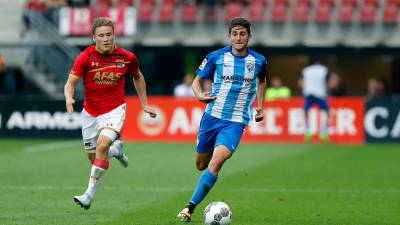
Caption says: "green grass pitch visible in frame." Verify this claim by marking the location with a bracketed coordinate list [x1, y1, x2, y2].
[0, 140, 399, 225]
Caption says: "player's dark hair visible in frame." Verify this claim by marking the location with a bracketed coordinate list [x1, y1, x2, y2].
[228, 17, 251, 35]
[92, 17, 115, 35]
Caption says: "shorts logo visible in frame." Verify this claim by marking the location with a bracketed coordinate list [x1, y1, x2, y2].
[246, 62, 254, 72]
[84, 142, 93, 148]
[199, 58, 207, 70]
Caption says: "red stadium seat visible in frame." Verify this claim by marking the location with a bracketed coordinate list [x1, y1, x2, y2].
[319, 0, 335, 6]
[163, 0, 177, 5]
[96, 0, 112, 6]
[297, 0, 312, 6]
[341, 0, 358, 6]
[140, 0, 156, 6]
[138, 2, 153, 22]
[248, 2, 266, 22]
[250, 0, 268, 6]
[383, 3, 398, 24]
[292, 3, 309, 23]
[224, 2, 243, 21]
[117, 0, 133, 6]
[387, 0, 400, 6]
[315, 3, 332, 24]
[158, 2, 175, 22]
[338, 3, 354, 24]
[274, 0, 289, 6]
[360, 3, 376, 24]
[363, 0, 378, 6]
[271, 3, 287, 23]
[180, 4, 198, 23]
[204, 7, 219, 23]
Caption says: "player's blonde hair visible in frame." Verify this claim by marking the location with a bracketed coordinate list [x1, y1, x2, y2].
[92, 17, 115, 35]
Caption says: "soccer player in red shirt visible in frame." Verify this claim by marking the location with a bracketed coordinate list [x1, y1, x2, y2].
[64, 17, 156, 210]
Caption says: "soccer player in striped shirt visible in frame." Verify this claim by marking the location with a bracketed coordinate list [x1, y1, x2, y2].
[64, 17, 156, 209]
[177, 17, 268, 222]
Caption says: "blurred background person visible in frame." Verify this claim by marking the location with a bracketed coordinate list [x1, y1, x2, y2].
[298, 56, 330, 142]
[328, 72, 347, 97]
[174, 73, 195, 97]
[265, 76, 291, 101]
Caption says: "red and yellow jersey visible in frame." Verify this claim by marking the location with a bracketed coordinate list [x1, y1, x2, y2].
[70, 45, 139, 117]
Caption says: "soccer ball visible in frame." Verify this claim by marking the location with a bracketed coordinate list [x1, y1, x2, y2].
[203, 201, 233, 225]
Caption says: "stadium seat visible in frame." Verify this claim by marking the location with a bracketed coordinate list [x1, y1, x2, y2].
[271, 3, 287, 23]
[163, 0, 177, 5]
[297, 0, 312, 6]
[274, 0, 289, 6]
[158, 2, 175, 22]
[387, 0, 400, 6]
[138, 2, 153, 22]
[250, 0, 268, 6]
[96, 0, 112, 6]
[140, 0, 156, 6]
[180, 4, 198, 23]
[315, 3, 332, 24]
[248, 2, 266, 22]
[117, 0, 133, 6]
[363, 0, 378, 6]
[341, 0, 358, 6]
[319, 0, 335, 6]
[360, 3, 376, 24]
[338, 3, 354, 24]
[292, 3, 309, 23]
[383, 3, 398, 24]
[224, 2, 243, 21]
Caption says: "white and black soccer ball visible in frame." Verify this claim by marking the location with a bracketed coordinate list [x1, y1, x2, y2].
[203, 201, 233, 225]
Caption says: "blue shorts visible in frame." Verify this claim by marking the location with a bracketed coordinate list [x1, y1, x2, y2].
[196, 113, 245, 154]
[304, 95, 329, 112]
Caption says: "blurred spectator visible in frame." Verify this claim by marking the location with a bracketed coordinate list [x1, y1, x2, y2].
[366, 77, 389, 100]
[265, 76, 291, 101]
[366, 77, 378, 100]
[0, 55, 22, 94]
[174, 73, 195, 97]
[328, 72, 347, 97]
[22, 0, 46, 31]
[44, 0, 67, 26]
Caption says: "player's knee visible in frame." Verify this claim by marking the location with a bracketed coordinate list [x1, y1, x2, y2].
[196, 161, 208, 171]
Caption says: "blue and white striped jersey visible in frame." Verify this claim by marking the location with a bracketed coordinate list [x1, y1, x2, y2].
[196, 46, 267, 125]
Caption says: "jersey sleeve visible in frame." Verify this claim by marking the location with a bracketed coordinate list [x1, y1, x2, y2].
[128, 53, 139, 77]
[70, 51, 88, 78]
[196, 53, 216, 79]
[257, 59, 267, 81]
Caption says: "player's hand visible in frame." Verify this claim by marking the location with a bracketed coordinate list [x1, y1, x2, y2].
[197, 91, 217, 103]
[144, 105, 157, 118]
[255, 108, 263, 122]
[66, 97, 75, 114]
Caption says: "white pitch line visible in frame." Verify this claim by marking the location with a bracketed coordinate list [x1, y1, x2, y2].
[1, 185, 399, 194]
[24, 140, 81, 153]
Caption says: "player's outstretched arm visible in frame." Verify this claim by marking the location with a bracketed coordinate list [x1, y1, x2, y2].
[64, 75, 80, 114]
[133, 70, 157, 118]
[192, 76, 216, 104]
[255, 73, 267, 122]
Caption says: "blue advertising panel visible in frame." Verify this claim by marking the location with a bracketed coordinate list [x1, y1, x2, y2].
[0, 99, 83, 138]
[365, 98, 400, 143]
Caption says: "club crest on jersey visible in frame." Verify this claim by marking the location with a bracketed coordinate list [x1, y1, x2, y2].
[117, 63, 125, 68]
[246, 62, 254, 72]
[199, 58, 207, 70]
[91, 61, 99, 67]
